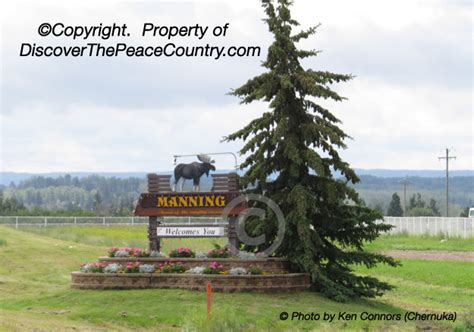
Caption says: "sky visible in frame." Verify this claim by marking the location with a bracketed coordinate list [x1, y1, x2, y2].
[0, 0, 472, 173]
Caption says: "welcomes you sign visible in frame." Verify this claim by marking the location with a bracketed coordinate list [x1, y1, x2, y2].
[157, 226, 226, 237]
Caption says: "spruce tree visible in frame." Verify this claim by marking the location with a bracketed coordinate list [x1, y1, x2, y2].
[225, 0, 399, 301]
[460, 206, 469, 217]
[428, 198, 440, 216]
[387, 193, 403, 216]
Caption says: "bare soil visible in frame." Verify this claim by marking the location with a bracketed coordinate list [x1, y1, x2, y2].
[384, 250, 474, 262]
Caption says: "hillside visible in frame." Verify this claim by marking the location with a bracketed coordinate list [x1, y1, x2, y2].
[0, 173, 472, 216]
[1, 169, 473, 186]
[354, 175, 474, 216]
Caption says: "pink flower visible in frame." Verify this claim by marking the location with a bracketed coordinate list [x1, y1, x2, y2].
[209, 261, 223, 270]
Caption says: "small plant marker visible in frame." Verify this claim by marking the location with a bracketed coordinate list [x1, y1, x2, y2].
[207, 283, 212, 320]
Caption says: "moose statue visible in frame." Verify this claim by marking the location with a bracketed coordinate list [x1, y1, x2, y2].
[172, 154, 216, 192]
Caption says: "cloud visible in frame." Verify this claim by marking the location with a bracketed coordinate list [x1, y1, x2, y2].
[0, 0, 472, 172]
[327, 78, 472, 169]
[0, 101, 265, 172]
[1, 0, 268, 112]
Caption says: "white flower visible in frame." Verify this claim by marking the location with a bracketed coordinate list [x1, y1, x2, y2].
[104, 263, 122, 273]
[139, 264, 156, 273]
[186, 266, 206, 274]
[230, 267, 247, 275]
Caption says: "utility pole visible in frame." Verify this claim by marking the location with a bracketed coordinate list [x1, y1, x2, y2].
[399, 176, 411, 216]
[438, 148, 456, 217]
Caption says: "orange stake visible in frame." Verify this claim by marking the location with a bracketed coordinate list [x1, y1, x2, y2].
[207, 283, 212, 320]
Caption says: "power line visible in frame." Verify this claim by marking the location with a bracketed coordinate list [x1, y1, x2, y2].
[438, 148, 456, 217]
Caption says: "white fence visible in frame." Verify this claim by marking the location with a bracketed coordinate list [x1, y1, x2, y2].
[0, 216, 472, 238]
[383, 217, 473, 238]
[0, 216, 223, 228]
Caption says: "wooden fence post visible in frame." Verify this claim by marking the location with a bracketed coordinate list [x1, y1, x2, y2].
[147, 173, 160, 252]
[148, 217, 159, 251]
[228, 215, 239, 255]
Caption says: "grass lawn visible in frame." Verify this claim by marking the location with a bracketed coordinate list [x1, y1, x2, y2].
[15, 225, 227, 252]
[365, 234, 474, 252]
[0, 225, 473, 331]
[18, 226, 474, 253]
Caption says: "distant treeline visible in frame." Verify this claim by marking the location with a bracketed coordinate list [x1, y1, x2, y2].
[0, 174, 472, 217]
[1, 175, 146, 216]
[353, 175, 473, 216]
[354, 175, 473, 192]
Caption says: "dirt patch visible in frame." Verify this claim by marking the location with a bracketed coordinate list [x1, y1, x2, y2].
[384, 250, 474, 262]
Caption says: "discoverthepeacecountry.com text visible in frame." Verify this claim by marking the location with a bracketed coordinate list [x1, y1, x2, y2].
[19, 23, 261, 59]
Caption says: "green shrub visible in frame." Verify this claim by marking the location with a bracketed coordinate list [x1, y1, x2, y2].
[160, 263, 186, 273]
[169, 247, 195, 258]
[203, 262, 224, 274]
[248, 266, 263, 275]
[207, 247, 230, 258]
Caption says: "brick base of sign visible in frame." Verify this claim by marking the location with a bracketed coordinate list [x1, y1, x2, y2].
[98, 257, 289, 273]
[71, 272, 311, 292]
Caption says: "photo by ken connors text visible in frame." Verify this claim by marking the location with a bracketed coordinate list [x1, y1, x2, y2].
[281, 311, 457, 322]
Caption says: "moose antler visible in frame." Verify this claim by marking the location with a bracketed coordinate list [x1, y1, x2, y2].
[197, 154, 215, 163]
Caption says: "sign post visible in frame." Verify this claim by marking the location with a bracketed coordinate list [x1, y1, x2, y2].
[147, 174, 160, 251]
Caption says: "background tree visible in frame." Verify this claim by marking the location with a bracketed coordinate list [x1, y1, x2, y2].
[225, 0, 398, 301]
[93, 190, 102, 215]
[428, 198, 441, 216]
[408, 193, 425, 209]
[371, 203, 384, 215]
[406, 193, 441, 216]
[460, 206, 470, 217]
[408, 195, 416, 210]
[387, 193, 403, 216]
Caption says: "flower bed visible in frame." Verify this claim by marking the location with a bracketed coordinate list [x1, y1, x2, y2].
[80, 261, 157, 274]
[108, 247, 151, 258]
[71, 272, 311, 292]
[160, 263, 186, 274]
[207, 246, 230, 258]
[98, 257, 289, 273]
[169, 247, 195, 258]
[79, 261, 270, 276]
[203, 261, 224, 274]
[72, 247, 305, 291]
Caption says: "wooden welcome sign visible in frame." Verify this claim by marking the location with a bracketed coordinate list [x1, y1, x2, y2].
[133, 169, 246, 253]
[134, 192, 246, 216]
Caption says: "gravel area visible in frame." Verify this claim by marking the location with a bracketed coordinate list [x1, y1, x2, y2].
[384, 250, 474, 262]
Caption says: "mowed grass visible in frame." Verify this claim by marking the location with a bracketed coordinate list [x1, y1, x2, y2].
[365, 234, 474, 252]
[17, 225, 226, 253]
[19, 225, 474, 253]
[355, 260, 474, 290]
[0, 226, 472, 331]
